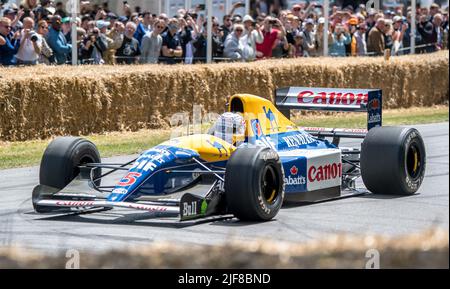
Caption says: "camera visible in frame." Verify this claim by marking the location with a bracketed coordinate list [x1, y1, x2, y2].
[30, 31, 39, 42]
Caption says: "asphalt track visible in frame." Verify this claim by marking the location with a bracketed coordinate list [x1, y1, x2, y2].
[0, 122, 448, 254]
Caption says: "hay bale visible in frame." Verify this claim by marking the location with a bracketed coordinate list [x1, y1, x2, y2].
[0, 51, 448, 141]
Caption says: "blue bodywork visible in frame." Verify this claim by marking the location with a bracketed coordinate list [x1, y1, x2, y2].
[107, 128, 336, 202]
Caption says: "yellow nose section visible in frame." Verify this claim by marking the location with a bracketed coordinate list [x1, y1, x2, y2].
[162, 134, 236, 162]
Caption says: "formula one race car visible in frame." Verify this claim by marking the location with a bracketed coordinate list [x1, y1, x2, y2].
[32, 87, 426, 221]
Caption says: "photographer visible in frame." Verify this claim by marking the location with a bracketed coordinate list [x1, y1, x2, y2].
[241, 15, 263, 61]
[15, 17, 41, 65]
[256, 16, 280, 59]
[329, 23, 351, 57]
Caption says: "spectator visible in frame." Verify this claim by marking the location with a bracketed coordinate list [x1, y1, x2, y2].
[330, 23, 351, 57]
[0, 17, 20, 66]
[392, 16, 407, 55]
[105, 21, 124, 65]
[384, 20, 394, 52]
[193, 19, 224, 63]
[315, 17, 333, 57]
[290, 30, 305, 57]
[140, 19, 165, 64]
[115, 21, 140, 64]
[160, 18, 183, 65]
[221, 14, 233, 42]
[15, 17, 41, 65]
[351, 23, 367, 56]
[134, 11, 153, 45]
[256, 16, 280, 59]
[36, 19, 53, 65]
[3, 8, 23, 32]
[224, 23, 245, 61]
[46, 15, 72, 64]
[367, 18, 385, 56]
[403, 11, 424, 54]
[177, 16, 194, 64]
[300, 18, 316, 56]
[241, 15, 263, 61]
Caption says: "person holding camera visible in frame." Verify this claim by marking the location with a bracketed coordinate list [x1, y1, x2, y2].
[241, 15, 263, 62]
[15, 17, 41, 65]
[329, 23, 351, 57]
[256, 16, 281, 59]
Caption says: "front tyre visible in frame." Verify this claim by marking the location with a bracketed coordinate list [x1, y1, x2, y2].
[225, 146, 284, 221]
[360, 127, 426, 195]
[39, 137, 101, 189]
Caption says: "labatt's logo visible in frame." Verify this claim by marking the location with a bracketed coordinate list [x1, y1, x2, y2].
[308, 162, 342, 183]
[297, 90, 368, 106]
[284, 165, 306, 185]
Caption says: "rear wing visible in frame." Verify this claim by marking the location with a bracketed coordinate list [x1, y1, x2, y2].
[275, 87, 382, 131]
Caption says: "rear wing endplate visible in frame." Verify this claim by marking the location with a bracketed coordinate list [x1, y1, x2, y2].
[275, 87, 382, 130]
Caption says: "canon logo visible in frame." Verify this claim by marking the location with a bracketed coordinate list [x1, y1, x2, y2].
[56, 201, 95, 207]
[308, 163, 342, 182]
[297, 91, 368, 106]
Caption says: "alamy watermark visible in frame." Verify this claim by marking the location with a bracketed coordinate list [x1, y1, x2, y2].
[365, 249, 380, 269]
[65, 249, 80, 269]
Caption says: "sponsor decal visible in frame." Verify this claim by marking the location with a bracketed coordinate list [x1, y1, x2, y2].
[284, 175, 307, 186]
[251, 119, 263, 137]
[284, 165, 307, 186]
[263, 106, 279, 131]
[369, 98, 380, 110]
[111, 188, 128, 195]
[308, 162, 342, 183]
[290, 165, 298, 175]
[117, 172, 142, 187]
[282, 133, 316, 148]
[297, 90, 368, 106]
[206, 139, 228, 157]
[56, 201, 95, 207]
[261, 150, 279, 161]
[367, 98, 382, 124]
[182, 201, 198, 217]
[257, 195, 271, 215]
[126, 203, 168, 212]
[306, 151, 342, 191]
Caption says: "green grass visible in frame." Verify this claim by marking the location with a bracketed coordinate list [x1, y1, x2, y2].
[0, 106, 447, 170]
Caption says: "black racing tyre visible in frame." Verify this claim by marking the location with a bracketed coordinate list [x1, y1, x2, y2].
[225, 146, 285, 221]
[360, 127, 426, 195]
[39, 137, 101, 189]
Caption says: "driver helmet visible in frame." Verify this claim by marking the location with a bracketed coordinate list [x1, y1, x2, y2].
[212, 112, 246, 145]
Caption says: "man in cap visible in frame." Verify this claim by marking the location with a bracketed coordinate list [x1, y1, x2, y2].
[3, 7, 22, 32]
[46, 15, 72, 64]
[300, 18, 316, 56]
[240, 14, 263, 61]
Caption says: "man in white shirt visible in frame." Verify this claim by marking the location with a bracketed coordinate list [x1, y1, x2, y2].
[15, 17, 41, 65]
[241, 15, 264, 62]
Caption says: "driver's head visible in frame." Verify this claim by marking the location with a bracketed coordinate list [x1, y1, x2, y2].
[213, 112, 246, 146]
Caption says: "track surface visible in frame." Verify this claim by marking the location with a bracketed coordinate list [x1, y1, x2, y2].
[0, 123, 448, 253]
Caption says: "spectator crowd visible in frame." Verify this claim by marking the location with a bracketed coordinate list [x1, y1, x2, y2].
[0, 0, 448, 66]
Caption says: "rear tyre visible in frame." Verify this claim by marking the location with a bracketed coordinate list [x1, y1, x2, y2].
[360, 127, 426, 195]
[225, 146, 284, 221]
[39, 137, 101, 190]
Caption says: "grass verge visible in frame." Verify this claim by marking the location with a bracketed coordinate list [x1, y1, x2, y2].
[0, 106, 447, 170]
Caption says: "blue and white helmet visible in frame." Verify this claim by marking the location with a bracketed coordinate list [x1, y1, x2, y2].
[212, 112, 246, 145]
